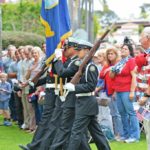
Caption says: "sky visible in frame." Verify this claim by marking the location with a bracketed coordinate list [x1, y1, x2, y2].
[94, 0, 150, 19]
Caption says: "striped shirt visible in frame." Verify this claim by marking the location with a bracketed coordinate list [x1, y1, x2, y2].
[136, 54, 150, 99]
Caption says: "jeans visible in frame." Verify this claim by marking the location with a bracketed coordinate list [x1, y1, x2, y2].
[116, 92, 140, 140]
[109, 97, 124, 137]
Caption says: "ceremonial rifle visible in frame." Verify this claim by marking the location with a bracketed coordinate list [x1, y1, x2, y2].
[70, 24, 115, 84]
[30, 59, 50, 85]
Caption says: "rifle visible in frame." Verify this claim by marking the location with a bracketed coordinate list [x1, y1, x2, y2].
[31, 64, 47, 84]
[30, 53, 56, 84]
[29, 54, 55, 85]
[70, 24, 115, 85]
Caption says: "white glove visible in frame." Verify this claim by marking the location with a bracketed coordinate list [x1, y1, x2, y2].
[28, 80, 34, 87]
[64, 83, 75, 92]
[54, 49, 63, 59]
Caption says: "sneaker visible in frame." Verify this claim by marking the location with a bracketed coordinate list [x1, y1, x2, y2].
[21, 123, 28, 130]
[4, 121, 12, 126]
[116, 136, 127, 142]
[125, 138, 139, 143]
[3, 121, 8, 126]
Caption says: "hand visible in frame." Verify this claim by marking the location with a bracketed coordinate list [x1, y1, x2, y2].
[112, 92, 116, 100]
[104, 67, 111, 75]
[138, 96, 148, 106]
[64, 83, 75, 92]
[129, 91, 134, 101]
[0, 88, 7, 92]
[28, 80, 34, 87]
[54, 49, 63, 59]
[19, 82, 28, 88]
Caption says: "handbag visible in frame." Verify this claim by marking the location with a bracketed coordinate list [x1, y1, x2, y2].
[96, 92, 111, 107]
[27, 93, 38, 103]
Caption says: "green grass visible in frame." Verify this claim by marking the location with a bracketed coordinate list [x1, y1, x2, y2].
[0, 117, 148, 150]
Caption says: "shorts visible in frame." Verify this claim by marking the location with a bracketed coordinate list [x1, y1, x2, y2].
[0, 101, 9, 110]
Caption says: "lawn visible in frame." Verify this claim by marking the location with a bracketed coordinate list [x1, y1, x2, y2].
[0, 118, 148, 150]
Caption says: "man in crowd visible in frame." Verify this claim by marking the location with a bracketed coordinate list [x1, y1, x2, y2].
[135, 27, 150, 150]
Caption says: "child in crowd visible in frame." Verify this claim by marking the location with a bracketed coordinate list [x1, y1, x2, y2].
[0, 73, 12, 126]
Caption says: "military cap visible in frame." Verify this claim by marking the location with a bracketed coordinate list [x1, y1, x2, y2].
[63, 37, 78, 49]
[77, 40, 93, 50]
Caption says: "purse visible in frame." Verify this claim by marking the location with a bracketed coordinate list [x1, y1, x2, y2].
[96, 92, 111, 107]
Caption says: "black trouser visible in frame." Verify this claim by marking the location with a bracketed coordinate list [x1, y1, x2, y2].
[9, 91, 17, 121]
[14, 92, 23, 127]
[67, 115, 111, 150]
[39, 96, 63, 150]
[27, 89, 56, 149]
[50, 107, 91, 150]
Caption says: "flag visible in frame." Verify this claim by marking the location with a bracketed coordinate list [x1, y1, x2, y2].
[40, 0, 72, 65]
[136, 107, 147, 122]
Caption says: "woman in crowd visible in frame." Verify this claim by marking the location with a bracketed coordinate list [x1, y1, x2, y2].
[110, 39, 140, 143]
[26, 47, 44, 127]
[100, 46, 124, 141]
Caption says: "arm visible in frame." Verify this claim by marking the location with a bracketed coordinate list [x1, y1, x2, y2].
[75, 64, 98, 93]
[129, 68, 137, 101]
[4, 82, 12, 94]
[54, 60, 79, 78]
[109, 70, 116, 78]
[25, 69, 31, 80]
[100, 65, 109, 79]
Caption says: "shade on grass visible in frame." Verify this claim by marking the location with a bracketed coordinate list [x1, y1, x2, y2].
[0, 117, 147, 150]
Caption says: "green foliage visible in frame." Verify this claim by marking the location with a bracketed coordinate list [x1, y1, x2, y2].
[2, 31, 45, 49]
[138, 25, 145, 34]
[140, 4, 150, 19]
[1, 1, 44, 36]
[93, 15, 101, 38]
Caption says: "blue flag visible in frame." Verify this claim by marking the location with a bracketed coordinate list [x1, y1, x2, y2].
[40, 0, 72, 64]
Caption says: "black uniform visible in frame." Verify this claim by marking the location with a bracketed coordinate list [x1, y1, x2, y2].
[66, 62, 111, 150]
[50, 56, 91, 150]
[38, 58, 74, 150]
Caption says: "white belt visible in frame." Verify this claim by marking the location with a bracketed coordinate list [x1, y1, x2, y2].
[46, 83, 56, 89]
[76, 92, 94, 97]
[46, 83, 62, 89]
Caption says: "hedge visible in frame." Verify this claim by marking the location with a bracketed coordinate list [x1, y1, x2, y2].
[2, 31, 45, 49]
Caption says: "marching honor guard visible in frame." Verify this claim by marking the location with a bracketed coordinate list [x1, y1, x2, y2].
[50, 38, 93, 150]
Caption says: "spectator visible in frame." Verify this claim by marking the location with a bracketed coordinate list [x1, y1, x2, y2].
[94, 50, 114, 140]
[100, 46, 124, 141]
[3, 45, 16, 73]
[20, 45, 36, 132]
[110, 39, 140, 143]
[26, 47, 43, 125]
[0, 73, 12, 126]
[134, 45, 144, 57]
[135, 27, 150, 150]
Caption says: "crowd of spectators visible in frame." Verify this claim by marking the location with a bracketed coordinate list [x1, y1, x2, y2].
[0, 44, 46, 133]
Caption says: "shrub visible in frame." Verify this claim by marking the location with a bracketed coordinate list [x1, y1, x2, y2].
[2, 31, 45, 49]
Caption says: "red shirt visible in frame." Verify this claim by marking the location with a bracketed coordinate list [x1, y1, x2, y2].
[113, 58, 136, 92]
[135, 54, 150, 97]
[100, 65, 115, 95]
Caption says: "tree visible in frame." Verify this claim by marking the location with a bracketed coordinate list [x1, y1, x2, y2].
[98, 0, 119, 27]
[140, 3, 150, 19]
[2, 1, 44, 35]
